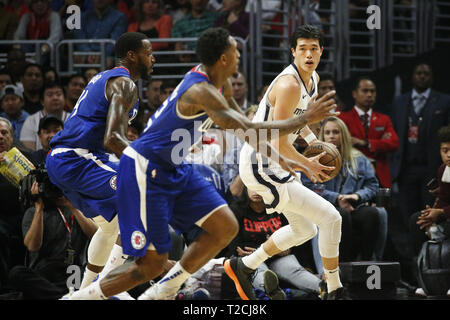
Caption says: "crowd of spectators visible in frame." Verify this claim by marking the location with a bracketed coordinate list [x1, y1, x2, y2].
[0, 0, 450, 300]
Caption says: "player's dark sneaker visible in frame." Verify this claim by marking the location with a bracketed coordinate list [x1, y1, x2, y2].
[322, 286, 351, 300]
[224, 257, 257, 300]
[318, 279, 327, 300]
[263, 270, 286, 300]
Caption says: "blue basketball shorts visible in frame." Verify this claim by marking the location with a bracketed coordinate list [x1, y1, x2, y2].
[46, 147, 119, 221]
[117, 147, 227, 257]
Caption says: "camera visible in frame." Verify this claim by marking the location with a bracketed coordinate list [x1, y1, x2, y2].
[19, 164, 63, 210]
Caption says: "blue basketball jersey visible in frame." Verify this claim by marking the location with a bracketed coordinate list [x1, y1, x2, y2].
[131, 65, 217, 167]
[50, 67, 139, 153]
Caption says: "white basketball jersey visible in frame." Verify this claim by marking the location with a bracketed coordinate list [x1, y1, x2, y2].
[239, 64, 318, 212]
[240, 64, 318, 175]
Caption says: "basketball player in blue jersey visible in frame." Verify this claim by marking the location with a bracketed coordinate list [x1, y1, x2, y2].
[66, 27, 338, 300]
[46, 32, 155, 292]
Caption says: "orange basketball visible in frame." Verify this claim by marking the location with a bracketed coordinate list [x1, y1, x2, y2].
[303, 141, 342, 182]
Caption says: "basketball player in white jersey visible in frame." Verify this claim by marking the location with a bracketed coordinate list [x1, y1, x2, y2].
[224, 25, 348, 300]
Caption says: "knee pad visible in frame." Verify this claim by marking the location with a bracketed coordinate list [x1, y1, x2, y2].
[272, 224, 317, 252]
[317, 209, 342, 258]
[87, 217, 119, 266]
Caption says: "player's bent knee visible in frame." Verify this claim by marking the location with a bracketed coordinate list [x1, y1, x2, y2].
[317, 209, 342, 258]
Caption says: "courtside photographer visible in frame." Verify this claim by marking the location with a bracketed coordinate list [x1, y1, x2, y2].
[7, 166, 97, 299]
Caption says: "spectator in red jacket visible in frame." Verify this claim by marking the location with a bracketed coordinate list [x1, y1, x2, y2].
[339, 77, 399, 188]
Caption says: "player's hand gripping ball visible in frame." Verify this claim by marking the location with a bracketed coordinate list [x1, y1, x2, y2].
[303, 141, 342, 182]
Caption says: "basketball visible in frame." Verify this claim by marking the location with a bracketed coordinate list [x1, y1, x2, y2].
[303, 141, 342, 182]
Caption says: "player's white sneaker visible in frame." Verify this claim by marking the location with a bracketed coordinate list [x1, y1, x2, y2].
[59, 287, 75, 300]
[109, 291, 135, 300]
[137, 283, 178, 300]
[415, 288, 426, 297]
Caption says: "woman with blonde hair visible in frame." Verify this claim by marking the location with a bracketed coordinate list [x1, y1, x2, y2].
[304, 116, 381, 261]
[127, 0, 173, 51]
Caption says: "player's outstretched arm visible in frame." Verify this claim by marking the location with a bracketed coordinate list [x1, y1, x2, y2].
[104, 76, 139, 157]
[186, 82, 337, 143]
[180, 83, 320, 179]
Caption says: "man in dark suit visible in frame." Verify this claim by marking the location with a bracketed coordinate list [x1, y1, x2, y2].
[339, 77, 399, 189]
[390, 64, 450, 226]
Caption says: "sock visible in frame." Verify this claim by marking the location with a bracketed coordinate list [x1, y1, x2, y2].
[242, 246, 270, 270]
[70, 280, 107, 300]
[98, 244, 128, 279]
[324, 267, 342, 293]
[158, 262, 192, 293]
[80, 268, 99, 289]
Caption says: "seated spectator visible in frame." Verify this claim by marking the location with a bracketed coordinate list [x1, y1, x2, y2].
[139, 79, 162, 123]
[42, 65, 59, 84]
[83, 67, 99, 84]
[3, 48, 27, 85]
[21, 63, 44, 115]
[20, 82, 70, 151]
[0, 118, 30, 295]
[0, 71, 13, 92]
[8, 179, 98, 300]
[30, 115, 63, 166]
[64, 74, 86, 112]
[73, 0, 127, 68]
[226, 186, 322, 299]
[409, 125, 450, 276]
[0, 84, 30, 141]
[213, 0, 249, 40]
[13, 0, 63, 63]
[168, 0, 191, 24]
[160, 79, 178, 103]
[302, 117, 380, 261]
[127, 0, 173, 51]
[230, 71, 250, 111]
[171, 0, 220, 51]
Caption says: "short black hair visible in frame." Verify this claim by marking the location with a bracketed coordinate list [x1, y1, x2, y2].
[438, 125, 450, 144]
[290, 24, 324, 49]
[115, 32, 149, 59]
[41, 82, 65, 100]
[23, 63, 43, 77]
[66, 74, 86, 85]
[353, 76, 375, 91]
[196, 28, 231, 66]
